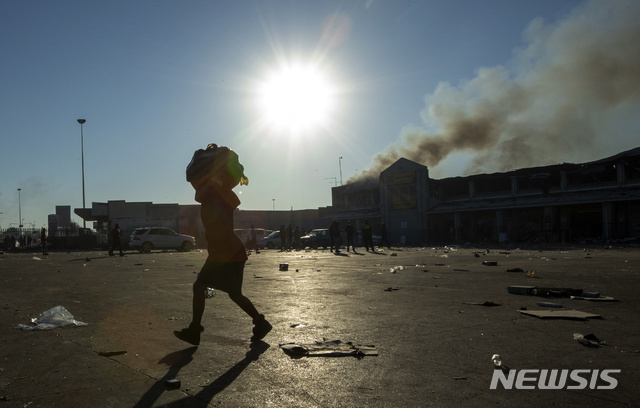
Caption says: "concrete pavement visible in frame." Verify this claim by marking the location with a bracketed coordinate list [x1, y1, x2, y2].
[0, 245, 639, 407]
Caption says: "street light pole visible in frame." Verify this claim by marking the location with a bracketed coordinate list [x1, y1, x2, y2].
[272, 199, 275, 211]
[17, 188, 22, 238]
[339, 157, 343, 186]
[77, 119, 87, 228]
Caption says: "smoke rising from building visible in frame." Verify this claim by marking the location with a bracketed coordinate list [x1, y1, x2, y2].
[348, 0, 640, 185]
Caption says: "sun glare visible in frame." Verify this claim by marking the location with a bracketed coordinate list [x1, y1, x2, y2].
[256, 64, 335, 135]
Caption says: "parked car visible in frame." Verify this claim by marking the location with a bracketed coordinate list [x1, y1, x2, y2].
[299, 228, 331, 249]
[235, 228, 271, 248]
[129, 227, 195, 252]
[260, 230, 282, 249]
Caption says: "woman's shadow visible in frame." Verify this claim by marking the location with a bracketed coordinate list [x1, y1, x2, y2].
[133, 341, 270, 408]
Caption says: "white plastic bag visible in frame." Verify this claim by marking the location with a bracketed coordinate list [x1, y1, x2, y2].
[15, 305, 88, 331]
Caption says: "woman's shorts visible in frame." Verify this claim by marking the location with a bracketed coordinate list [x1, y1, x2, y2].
[195, 260, 245, 295]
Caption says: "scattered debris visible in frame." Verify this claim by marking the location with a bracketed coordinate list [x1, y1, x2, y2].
[508, 285, 583, 297]
[464, 301, 501, 307]
[574, 333, 606, 347]
[518, 309, 601, 320]
[536, 302, 563, 308]
[384, 287, 400, 292]
[491, 354, 502, 368]
[290, 323, 306, 328]
[165, 379, 181, 389]
[32, 257, 42, 261]
[454, 268, 469, 272]
[482, 261, 498, 266]
[280, 339, 377, 358]
[571, 294, 616, 301]
[15, 306, 88, 330]
[507, 268, 524, 272]
[279, 263, 289, 271]
[526, 270, 536, 278]
[98, 350, 127, 357]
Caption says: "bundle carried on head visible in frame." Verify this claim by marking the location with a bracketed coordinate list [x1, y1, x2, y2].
[186, 143, 248, 186]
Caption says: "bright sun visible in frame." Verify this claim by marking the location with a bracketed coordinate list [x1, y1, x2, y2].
[255, 64, 335, 135]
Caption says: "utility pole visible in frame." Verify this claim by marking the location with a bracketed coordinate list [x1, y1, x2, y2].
[77, 119, 87, 228]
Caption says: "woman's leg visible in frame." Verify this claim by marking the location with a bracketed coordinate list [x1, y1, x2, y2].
[228, 291, 260, 319]
[191, 279, 207, 327]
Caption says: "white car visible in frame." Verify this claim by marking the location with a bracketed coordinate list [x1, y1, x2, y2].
[129, 227, 195, 252]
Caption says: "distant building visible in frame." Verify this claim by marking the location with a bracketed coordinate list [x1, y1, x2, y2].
[425, 147, 640, 244]
[72, 147, 640, 247]
[55, 206, 71, 228]
[74, 200, 324, 248]
[333, 147, 640, 245]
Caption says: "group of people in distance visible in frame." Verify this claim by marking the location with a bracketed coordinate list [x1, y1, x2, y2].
[329, 219, 389, 254]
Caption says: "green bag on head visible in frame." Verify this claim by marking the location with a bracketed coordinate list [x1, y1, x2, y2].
[186, 143, 248, 185]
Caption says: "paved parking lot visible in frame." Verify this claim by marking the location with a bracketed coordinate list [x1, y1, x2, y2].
[1, 245, 639, 407]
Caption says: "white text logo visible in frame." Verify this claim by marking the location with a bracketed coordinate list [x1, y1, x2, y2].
[490, 369, 620, 390]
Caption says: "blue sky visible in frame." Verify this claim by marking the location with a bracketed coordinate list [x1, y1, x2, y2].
[1, 0, 638, 230]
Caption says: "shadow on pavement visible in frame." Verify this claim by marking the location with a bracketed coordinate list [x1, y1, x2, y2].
[132, 346, 197, 408]
[134, 342, 270, 408]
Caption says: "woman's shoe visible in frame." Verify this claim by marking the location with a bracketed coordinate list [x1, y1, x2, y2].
[251, 315, 272, 342]
[174, 323, 204, 345]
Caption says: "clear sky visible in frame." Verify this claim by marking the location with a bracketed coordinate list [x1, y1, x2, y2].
[1, 0, 639, 230]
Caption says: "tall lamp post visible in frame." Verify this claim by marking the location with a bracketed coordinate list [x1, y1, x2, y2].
[77, 119, 87, 228]
[17, 188, 22, 237]
[339, 156, 343, 186]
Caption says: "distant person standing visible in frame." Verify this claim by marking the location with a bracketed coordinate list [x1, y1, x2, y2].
[345, 221, 357, 252]
[330, 220, 341, 253]
[109, 223, 124, 257]
[362, 220, 374, 252]
[40, 228, 48, 255]
[286, 224, 293, 250]
[279, 225, 286, 251]
[294, 226, 302, 250]
[249, 225, 260, 254]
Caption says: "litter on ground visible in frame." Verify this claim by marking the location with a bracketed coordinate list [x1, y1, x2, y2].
[574, 333, 606, 347]
[280, 339, 378, 358]
[518, 309, 601, 320]
[15, 305, 88, 330]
